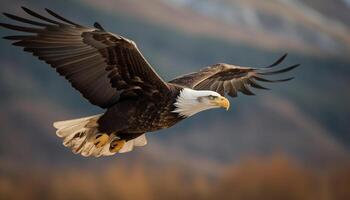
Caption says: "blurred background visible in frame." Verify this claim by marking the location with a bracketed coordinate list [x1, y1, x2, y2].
[0, 0, 349, 199]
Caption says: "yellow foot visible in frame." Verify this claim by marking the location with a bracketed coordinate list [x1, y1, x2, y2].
[110, 139, 126, 153]
[94, 134, 109, 148]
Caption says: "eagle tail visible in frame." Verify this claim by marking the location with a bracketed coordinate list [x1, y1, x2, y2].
[53, 114, 112, 157]
[53, 114, 147, 157]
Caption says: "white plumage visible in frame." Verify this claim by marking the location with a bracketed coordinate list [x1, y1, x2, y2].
[173, 88, 222, 117]
[53, 115, 147, 157]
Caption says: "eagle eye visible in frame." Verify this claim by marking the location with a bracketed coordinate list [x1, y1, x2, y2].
[208, 95, 216, 100]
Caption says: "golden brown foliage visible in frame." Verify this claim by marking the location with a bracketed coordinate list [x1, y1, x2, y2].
[0, 155, 349, 200]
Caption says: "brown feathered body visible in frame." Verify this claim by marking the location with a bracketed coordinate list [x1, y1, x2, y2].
[98, 84, 184, 140]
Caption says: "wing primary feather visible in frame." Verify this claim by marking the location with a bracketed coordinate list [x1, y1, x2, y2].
[209, 81, 219, 91]
[223, 81, 237, 97]
[3, 13, 51, 27]
[258, 64, 300, 75]
[229, 80, 238, 97]
[13, 40, 86, 48]
[216, 82, 225, 95]
[57, 60, 104, 75]
[254, 76, 294, 82]
[123, 50, 135, 75]
[227, 81, 237, 97]
[51, 53, 100, 67]
[94, 22, 105, 31]
[21, 7, 62, 25]
[24, 37, 82, 43]
[38, 48, 97, 61]
[239, 84, 255, 95]
[24, 45, 89, 53]
[3, 35, 33, 40]
[45, 8, 82, 27]
[15, 39, 82, 45]
[265, 53, 288, 68]
[0, 22, 42, 33]
[195, 79, 210, 90]
[37, 46, 94, 57]
[247, 79, 269, 90]
[2, 7, 170, 107]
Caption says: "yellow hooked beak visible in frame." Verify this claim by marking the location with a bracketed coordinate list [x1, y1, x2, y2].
[213, 96, 230, 110]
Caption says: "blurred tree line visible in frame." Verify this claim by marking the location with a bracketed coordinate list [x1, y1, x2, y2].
[1, 154, 349, 200]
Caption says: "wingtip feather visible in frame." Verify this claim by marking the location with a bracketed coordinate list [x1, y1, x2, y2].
[265, 53, 288, 68]
[94, 22, 105, 31]
[21, 6, 30, 12]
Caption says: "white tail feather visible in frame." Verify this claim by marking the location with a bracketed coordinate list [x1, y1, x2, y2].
[119, 134, 147, 153]
[134, 134, 147, 146]
[53, 114, 148, 157]
[53, 114, 101, 129]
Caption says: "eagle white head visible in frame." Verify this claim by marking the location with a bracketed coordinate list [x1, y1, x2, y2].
[173, 88, 230, 117]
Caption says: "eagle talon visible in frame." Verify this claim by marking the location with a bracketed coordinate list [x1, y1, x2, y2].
[94, 133, 109, 148]
[110, 139, 126, 153]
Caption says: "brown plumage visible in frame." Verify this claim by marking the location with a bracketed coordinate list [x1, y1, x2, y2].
[170, 54, 298, 97]
[1, 7, 299, 157]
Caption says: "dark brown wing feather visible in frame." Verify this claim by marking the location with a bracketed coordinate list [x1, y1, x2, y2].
[1, 7, 169, 108]
[169, 54, 299, 97]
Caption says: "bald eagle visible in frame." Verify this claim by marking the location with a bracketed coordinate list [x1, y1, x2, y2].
[1, 7, 299, 157]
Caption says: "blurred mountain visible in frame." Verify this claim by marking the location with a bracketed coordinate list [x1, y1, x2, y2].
[82, 0, 350, 59]
[302, 0, 350, 27]
[0, 0, 349, 176]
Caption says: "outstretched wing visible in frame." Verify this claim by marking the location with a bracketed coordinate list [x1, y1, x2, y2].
[169, 54, 299, 97]
[1, 7, 169, 108]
